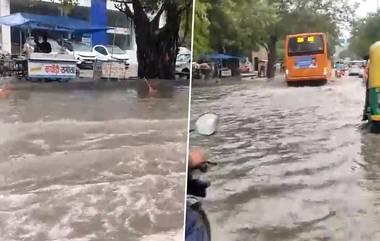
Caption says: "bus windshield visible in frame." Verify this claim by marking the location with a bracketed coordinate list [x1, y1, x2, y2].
[288, 35, 324, 56]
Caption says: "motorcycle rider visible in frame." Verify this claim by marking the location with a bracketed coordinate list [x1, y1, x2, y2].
[189, 148, 206, 169]
[186, 148, 210, 241]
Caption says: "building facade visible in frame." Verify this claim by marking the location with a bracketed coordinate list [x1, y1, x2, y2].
[251, 47, 268, 75]
[0, 0, 136, 54]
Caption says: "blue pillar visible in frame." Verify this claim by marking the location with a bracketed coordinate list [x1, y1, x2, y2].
[91, 0, 108, 46]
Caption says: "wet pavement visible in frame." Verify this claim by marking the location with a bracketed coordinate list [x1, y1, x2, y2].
[0, 83, 189, 241]
[190, 76, 380, 241]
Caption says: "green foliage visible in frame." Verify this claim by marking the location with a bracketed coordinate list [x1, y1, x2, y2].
[194, 0, 357, 59]
[179, 1, 193, 47]
[112, 0, 192, 46]
[266, 0, 357, 49]
[50, 0, 79, 15]
[339, 48, 358, 59]
[204, 0, 277, 56]
[113, 0, 191, 12]
[350, 13, 380, 58]
[276, 40, 284, 62]
[193, 0, 212, 60]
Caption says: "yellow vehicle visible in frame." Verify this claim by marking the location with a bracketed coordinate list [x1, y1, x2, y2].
[363, 41, 380, 127]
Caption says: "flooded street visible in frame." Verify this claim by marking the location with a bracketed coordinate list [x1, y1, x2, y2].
[190, 76, 380, 241]
[0, 84, 189, 241]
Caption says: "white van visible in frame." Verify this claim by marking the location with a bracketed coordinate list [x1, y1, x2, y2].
[176, 47, 191, 79]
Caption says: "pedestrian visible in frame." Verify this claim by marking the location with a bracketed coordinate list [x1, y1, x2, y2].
[39, 36, 52, 53]
[33, 36, 41, 53]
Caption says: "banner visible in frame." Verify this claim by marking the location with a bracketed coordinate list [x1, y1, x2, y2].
[221, 69, 232, 77]
[295, 57, 317, 69]
[28, 61, 77, 78]
[101, 62, 126, 79]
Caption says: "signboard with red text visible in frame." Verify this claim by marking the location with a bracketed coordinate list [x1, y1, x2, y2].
[28, 61, 76, 78]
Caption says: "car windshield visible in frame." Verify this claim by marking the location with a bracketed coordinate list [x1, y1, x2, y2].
[288, 35, 324, 56]
[177, 54, 190, 62]
[105, 45, 125, 54]
[73, 42, 92, 52]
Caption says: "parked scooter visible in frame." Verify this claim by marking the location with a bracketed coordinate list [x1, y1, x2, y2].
[186, 113, 218, 241]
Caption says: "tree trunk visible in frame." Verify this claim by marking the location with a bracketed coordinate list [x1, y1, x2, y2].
[131, 0, 180, 79]
[157, 0, 180, 79]
[132, 1, 159, 78]
[266, 35, 277, 78]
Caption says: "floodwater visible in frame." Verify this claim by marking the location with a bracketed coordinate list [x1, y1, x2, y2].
[0, 83, 189, 241]
[190, 76, 380, 241]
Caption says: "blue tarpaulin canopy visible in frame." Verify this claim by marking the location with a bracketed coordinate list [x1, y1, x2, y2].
[0, 12, 110, 33]
[200, 53, 240, 61]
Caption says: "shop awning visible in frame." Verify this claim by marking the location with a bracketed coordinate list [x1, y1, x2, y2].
[0, 12, 110, 33]
[200, 53, 240, 61]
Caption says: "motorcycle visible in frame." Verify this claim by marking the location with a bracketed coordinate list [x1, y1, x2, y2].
[186, 113, 218, 241]
[335, 69, 342, 78]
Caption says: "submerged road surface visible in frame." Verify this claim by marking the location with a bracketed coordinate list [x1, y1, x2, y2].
[190, 76, 380, 241]
[0, 84, 189, 241]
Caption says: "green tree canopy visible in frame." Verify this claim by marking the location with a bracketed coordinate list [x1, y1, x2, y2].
[48, 0, 79, 15]
[349, 12, 380, 58]
[339, 48, 358, 60]
[194, 0, 358, 77]
[193, 0, 212, 60]
[206, 0, 277, 56]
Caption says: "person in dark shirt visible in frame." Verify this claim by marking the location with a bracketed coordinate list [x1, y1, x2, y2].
[39, 36, 52, 53]
[33, 36, 41, 53]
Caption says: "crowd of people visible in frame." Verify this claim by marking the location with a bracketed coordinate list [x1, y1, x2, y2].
[23, 34, 52, 55]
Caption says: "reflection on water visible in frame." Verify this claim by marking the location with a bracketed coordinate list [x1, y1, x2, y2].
[0, 84, 188, 241]
[191, 77, 380, 241]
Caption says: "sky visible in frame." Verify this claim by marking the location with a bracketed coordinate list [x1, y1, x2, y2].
[341, 0, 377, 39]
[354, 0, 376, 17]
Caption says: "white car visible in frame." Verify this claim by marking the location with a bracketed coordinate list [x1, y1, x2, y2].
[93, 45, 129, 67]
[176, 47, 191, 79]
[348, 64, 361, 76]
[63, 41, 96, 69]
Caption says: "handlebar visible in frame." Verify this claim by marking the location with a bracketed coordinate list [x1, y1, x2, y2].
[188, 161, 217, 198]
[199, 161, 217, 173]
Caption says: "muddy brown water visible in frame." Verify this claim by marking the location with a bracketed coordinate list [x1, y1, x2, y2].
[190, 76, 380, 241]
[0, 83, 189, 241]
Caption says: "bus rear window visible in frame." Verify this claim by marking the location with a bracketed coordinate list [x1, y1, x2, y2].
[288, 35, 324, 56]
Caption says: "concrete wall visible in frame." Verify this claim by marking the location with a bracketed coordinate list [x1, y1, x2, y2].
[251, 47, 268, 72]
[251, 48, 267, 61]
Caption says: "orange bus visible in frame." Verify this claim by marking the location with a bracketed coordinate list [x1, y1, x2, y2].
[284, 32, 332, 85]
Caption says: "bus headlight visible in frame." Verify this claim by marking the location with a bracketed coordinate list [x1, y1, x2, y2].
[285, 69, 289, 75]
[323, 67, 327, 75]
